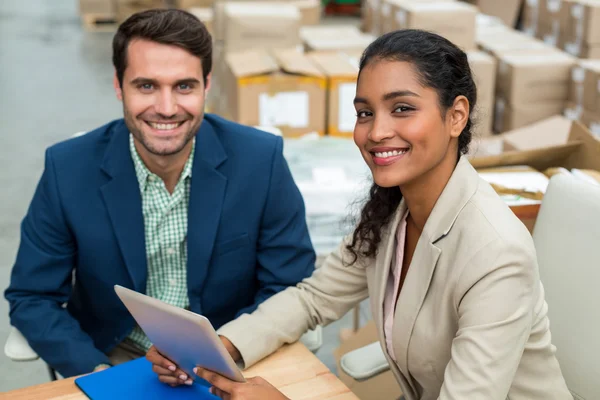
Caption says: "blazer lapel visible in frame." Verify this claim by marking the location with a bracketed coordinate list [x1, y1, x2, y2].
[392, 238, 441, 395]
[186, 119, 228, 313]
[391, 156, 480, 393]
[100, 122, 147, 292]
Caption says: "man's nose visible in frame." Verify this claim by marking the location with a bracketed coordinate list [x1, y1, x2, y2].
[155, 90, 177, 117]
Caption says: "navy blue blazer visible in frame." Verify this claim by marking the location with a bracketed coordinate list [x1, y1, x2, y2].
[5, 114, 316, 378]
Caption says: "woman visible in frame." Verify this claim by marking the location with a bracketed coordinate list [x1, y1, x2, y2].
[147, 29, 572, 399]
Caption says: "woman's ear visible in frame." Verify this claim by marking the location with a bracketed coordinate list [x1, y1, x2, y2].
[449, 95, 469, 139]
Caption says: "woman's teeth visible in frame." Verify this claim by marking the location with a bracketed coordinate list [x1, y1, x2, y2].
[374, 149, 407, 158]
[149, 122, 181, 130]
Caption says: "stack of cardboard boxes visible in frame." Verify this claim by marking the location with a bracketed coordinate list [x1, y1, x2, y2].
[567, 59, 600, 137]
[523, 0, 600, 59]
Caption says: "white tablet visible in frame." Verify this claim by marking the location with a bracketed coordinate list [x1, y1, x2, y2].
[114, 285, 246, 383]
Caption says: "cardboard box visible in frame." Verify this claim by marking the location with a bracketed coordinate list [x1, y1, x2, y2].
[496, 52, 576, 106]
[187, 7, 213, 35]
[380, 0, 456, 34]
[465, 0, 523, 27]
[79, 0, 116, 14]
[564, 41, 600, 58]
[175, 0, 213, 7]
[522, 0, 540, 36]
[222, 49, 326, 137]
[478, 30, 558, 58]
[334, 321, 404, 400]
[217, 3, 301, 52]
[467, 50, 497, 137]
[309, 52, 359, 137]
[362, 0, 380, 35]
[300, 26, 376, 54]
[290, 0, 321, 25]
[579, 60, 600, 113]
[581, 107, 600, 138]
[565, 0, 600, 47]
[393, 1, 477, 50]
[471, 120, 600, 231]
[493, 97, 565, 132]
[116, 0, 167, 22]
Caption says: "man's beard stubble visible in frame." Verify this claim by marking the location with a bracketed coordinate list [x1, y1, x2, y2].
[122, 103, 202, 157]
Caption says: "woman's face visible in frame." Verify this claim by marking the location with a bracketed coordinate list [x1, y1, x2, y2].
[353, 59, 467, 189]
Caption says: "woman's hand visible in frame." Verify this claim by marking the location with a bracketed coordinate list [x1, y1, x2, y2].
[194, 367, 289, 400]
[146, 345, 193, 386]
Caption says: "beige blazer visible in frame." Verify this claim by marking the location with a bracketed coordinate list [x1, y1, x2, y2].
[218, 157, 572, 400]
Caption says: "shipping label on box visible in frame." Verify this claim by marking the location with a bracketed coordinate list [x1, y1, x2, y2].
[223, 49, 326, 137]
[309, 52, 359, 137]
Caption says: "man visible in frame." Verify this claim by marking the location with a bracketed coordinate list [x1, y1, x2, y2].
[5, 9, 315, 378]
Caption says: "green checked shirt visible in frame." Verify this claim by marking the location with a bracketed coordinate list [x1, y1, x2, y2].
[127, 134, 195, 352]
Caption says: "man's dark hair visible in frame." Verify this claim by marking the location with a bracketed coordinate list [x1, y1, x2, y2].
[112, 9, 212, 87]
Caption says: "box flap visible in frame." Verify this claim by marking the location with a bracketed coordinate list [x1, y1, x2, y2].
[502, 116, 572, 150]
[563, 120, 600, 171]
[469, 142, 581, 171]
[470, 121, 600, 171]
[273, 49, 324, 77]
[226, 50, 279, 77]
[308, 52, 359, 77]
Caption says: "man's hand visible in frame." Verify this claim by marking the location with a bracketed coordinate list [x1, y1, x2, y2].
[194, 367, 289, 400]
[146, 345, 193, 386]
[147, 336, 241, 387]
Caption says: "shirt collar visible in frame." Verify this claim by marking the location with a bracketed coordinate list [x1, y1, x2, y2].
[129, 134, 195, 193]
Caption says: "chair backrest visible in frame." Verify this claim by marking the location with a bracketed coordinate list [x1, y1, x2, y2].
[533, 174, 600, 400]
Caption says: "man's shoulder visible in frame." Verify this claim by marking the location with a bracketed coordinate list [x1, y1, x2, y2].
[204, 114, 282, 151]
[48, 119, 125, 160]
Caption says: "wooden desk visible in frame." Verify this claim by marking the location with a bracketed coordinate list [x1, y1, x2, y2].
[2, 343, 358, 400]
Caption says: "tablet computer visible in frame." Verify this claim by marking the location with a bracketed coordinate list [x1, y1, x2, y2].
[114, 285, 246, 383]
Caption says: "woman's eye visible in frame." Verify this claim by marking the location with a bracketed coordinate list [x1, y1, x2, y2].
[394, 106, 412, 113]
[356, 110, 372, 118]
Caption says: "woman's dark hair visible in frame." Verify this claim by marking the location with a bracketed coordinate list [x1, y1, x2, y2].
[112, 9, 212, 87]
[346, 29, 477, 263]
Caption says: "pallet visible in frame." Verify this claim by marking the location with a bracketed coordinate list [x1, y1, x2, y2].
[81, 13, 119, 32]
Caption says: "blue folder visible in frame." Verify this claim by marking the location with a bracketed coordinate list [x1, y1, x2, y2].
[75, 357, 219, 400]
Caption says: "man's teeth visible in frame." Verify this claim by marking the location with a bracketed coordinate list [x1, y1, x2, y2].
[149, 122, 180, 130]
[374, 149, 408, 158]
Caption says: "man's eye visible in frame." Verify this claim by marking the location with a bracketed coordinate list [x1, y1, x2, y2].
[140, 83, 153, 90]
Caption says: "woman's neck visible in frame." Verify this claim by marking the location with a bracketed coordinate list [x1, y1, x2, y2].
[400, 154, 459, 232]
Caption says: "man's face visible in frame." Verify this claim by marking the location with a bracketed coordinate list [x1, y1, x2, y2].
[114, 39, 210, 157]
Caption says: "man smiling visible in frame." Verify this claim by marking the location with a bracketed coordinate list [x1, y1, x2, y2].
[5, 9, 315, 378]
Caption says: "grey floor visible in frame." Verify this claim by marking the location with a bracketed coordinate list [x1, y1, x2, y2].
[0, 0, 369, 392]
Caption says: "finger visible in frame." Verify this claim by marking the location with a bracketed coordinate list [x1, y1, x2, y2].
[210, 386, 231, 399]
[152, 364, 177, 376]
[158, 375, 181, 385]
[194, 367, 236, 393]
[146, 346, 177, 372]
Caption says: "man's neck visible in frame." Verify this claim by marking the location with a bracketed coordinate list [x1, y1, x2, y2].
[135, 140, 193, 194]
